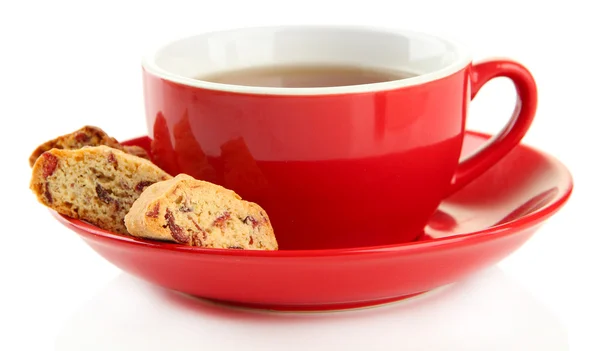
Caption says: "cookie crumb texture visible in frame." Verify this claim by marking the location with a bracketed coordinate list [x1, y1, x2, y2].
[125, 174, 278, 250]
[30, 146, 171, 234]
[29, 125, 149, 167]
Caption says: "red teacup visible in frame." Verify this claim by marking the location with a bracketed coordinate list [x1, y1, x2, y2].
[142, 26, 537, 250]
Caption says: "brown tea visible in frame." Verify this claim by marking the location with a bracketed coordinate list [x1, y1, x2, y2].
[198, 64, 416, 88]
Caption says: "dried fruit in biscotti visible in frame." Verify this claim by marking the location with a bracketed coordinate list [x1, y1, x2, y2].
[125, 174, 278, 250]
[29, 125, 150, 167]
[30, 146, 171, 234]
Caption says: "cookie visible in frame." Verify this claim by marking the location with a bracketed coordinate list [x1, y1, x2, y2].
[124, 174, 278, 250]
[30, 146, 171, 234]
[29, 125, 150, 167]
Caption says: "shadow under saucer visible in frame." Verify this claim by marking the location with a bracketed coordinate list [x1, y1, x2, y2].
[55, 267, 567, 351]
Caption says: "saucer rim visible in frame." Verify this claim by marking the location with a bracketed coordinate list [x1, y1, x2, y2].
[52, 130, 573, 257]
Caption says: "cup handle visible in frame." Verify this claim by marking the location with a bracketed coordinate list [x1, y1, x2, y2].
[447, 59, 538, 195]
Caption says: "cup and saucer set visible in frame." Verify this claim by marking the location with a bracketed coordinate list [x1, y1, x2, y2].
[49, 26, 572, 311]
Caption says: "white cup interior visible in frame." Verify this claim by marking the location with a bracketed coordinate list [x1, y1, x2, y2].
[143, 26, 471, 95]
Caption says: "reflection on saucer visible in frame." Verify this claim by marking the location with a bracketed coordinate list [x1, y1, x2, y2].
[55, 267, 567, 351]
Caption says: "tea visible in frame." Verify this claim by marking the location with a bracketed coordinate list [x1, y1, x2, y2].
[198, 64, 415, 88]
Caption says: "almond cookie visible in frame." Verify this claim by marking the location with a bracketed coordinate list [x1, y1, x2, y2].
[30, 146, 171, 234]
[29, 125, 150, 167]
[125, 174, 278, 250]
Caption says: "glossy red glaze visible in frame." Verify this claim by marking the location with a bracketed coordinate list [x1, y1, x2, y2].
[143, 59, 537, 250]
[53, 132, 572, 311]
[448, 59, 537, 194]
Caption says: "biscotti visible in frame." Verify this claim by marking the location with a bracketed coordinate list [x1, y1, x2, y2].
[30, 146, 171, 234]
[29, 125, 149, 167]
[125, 174, 278, 250]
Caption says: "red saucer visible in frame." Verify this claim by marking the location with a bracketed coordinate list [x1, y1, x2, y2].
[52, 131, 573, 311]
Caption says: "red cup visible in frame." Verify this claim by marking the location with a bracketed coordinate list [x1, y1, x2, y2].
[142, 26, 537, 250]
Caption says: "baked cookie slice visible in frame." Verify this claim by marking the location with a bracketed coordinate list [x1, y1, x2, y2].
[125, 174, 278, 250]
[29, 125, 149, 167]
[30, 146, 171, 234]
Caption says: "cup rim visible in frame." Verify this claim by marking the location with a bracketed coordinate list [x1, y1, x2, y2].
[141, 25, 473, 96]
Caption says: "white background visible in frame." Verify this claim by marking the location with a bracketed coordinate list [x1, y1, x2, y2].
[1, 0, 597, 349]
